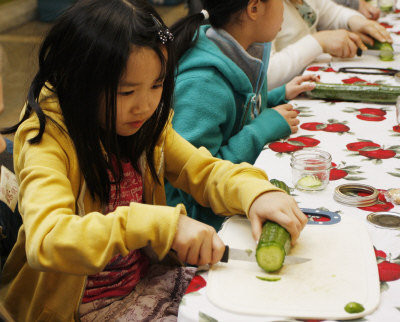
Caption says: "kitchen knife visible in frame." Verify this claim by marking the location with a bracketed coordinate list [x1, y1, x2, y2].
[221, 245, 311, 265]
[356, 47, 398, 61]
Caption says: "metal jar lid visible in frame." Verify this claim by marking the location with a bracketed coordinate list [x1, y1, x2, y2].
[333, 183, 379, 207]
[367, 212, 400, 229]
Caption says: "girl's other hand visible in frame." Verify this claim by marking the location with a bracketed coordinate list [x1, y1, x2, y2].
[358, 0, 380, 21]
[313, 29, 367, 57]
[171, 215, 225, 266]
[285, 74, 320, 100]
[272, 104, 300, 134]
[348, 15, 392, 44]
[248, 191, 308, 246]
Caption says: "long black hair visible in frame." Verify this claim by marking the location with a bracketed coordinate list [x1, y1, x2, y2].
[171, 0, 267, 62]
[1, 0, 176, 204]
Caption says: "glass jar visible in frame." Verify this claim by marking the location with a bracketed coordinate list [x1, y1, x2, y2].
[290, 148, 332, 191]
[378, 0, 394, 12]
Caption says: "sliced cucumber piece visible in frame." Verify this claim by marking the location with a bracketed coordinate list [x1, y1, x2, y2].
[297, 175, 322, 189]
[380, 50, 394, 61]
[256, 275, 281, 282]
[344, 302, 365, 314]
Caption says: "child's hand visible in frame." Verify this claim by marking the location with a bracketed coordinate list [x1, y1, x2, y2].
[248, 191, 307, 246]
[285, 74, 320, 100]
[172, 215, 225, 266]
[272, 104, 300, 134]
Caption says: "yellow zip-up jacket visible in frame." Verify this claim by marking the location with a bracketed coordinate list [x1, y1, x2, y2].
[0, 87, 282, 321]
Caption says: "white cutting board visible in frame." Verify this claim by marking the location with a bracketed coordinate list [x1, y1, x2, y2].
[207, 215, 380, 320]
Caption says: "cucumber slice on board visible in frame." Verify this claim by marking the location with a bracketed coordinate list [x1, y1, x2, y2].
[344, 302, 365, 314]
[256, 275, 281, 282]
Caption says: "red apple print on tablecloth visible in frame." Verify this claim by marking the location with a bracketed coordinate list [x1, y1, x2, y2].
[358, 190, 394, 212]
[306, 66, 336, 72]
[391, 125, 400, 136]
[268, 142, 303, 153]
[359, 148, 396, 159]
[346, 140, 381, 151]
[299, 122, 324, 131]
[342, 77, 367, 84]
[378, 261, 400, 282]
[301, 119, 351, 134]
[380, 22, 393, 29]
[347, 140, 400, 164]
[329, 162, 365, 181]
[344, 107, 387, 122]
[341, 77, 379, 86]
[185, 275, 206, 294]
[374, 248, 387, 260]
[268, 136, 320, 156]
[374, 249, 400, 283]
[323, 123, 350, 133]
[287, 136, 320, 147]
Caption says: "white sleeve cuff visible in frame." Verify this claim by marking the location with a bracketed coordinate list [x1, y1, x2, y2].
[268, 35, 323, 90]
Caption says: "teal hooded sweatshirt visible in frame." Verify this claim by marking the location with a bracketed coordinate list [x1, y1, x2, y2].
[165, 25, 291, 230]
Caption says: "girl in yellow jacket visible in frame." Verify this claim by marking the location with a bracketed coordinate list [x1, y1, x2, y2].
[0, 0, 307, 320]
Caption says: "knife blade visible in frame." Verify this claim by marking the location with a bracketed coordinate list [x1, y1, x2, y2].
[363, 49, 398, 56]
[221, 245, 311, 265]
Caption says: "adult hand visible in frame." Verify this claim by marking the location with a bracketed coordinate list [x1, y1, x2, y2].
[285, 74, 320, 100]
[272, 104, 300, 134]
[313, 29, 367, 57]
[171, 215, 225, 266]
[348, 15, 392, 44]
[248, 191, 308, 245]
[358, 0, 380, 21]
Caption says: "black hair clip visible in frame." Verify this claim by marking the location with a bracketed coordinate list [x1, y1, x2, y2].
[151, 14, 174, 45]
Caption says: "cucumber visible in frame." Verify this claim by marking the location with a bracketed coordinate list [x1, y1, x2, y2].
[367, 40, 393, 52]
[307, 83, 400, 104]
[296, 175, 322, 190]
[270, 179, 291, 195]
[367, 40, 394, 61]
[256, 221, 291, 272]
[256, 275, 281, 282]
[344, 302, 365, 314]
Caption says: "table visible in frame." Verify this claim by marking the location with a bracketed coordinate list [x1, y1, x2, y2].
[178, 10, 400, 322]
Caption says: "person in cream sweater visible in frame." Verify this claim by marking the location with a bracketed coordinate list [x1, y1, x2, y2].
[268, 0, 391, 89]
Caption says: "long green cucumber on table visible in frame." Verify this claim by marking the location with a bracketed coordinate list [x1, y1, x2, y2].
[307, 83, 400, 104]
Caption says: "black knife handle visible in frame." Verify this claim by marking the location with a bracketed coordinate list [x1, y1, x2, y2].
[221, 245, 229, 263]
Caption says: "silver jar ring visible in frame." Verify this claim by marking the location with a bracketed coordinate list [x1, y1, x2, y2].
[333, 183, 379, 207]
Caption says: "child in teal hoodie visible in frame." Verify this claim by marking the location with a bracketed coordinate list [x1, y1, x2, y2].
[166, 0, 318, 230]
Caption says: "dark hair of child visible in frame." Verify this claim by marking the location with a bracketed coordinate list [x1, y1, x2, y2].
[171, 0, 267, 61]
[1, 0, 176, 205]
